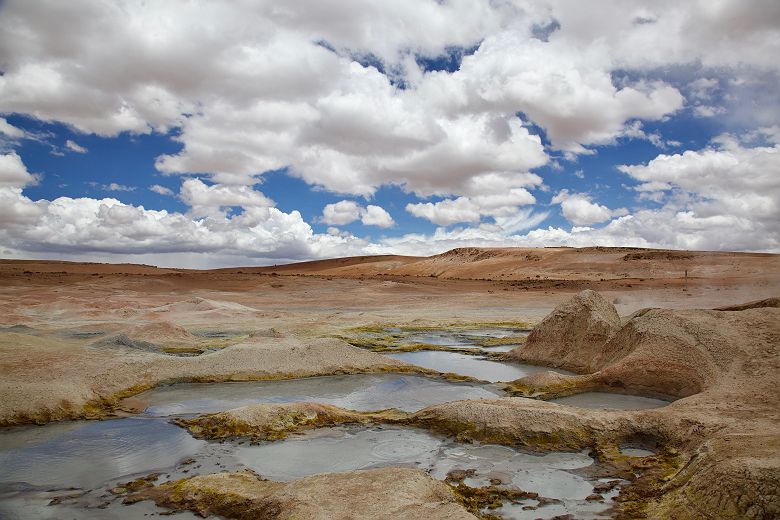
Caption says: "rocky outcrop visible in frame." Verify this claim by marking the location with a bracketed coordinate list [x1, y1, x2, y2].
[175, 402, 404, 441]
[501, 291, 780, 518]
[507, 289, 622, 372]
[128, 468, 477, 520]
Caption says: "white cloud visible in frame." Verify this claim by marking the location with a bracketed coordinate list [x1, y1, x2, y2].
[688, 77, 719, 101]
[361, 205, 394, 228]
[179, 178, 275, 218]
[104, 183, 135, 192]
[321, 200, 363, 225]
[8, 0, 766, 202]
[0, 152, 37, 188]
[618, 135, 780, 230]
[551, 190, 628, 226]
[406, 183, 539, 226]
[65, 139, 87, 153]
[149, 184, 174, 196]
[693, 105, 726, 118]
[0, 1, 778, 262]
[321, 200, 394, 228]
[0, 185, 372, 265]
[0, 118, 25, 139]
[406, 197, 481, 226]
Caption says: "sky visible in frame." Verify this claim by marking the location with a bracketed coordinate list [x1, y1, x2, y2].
[0, 0, 778, 268]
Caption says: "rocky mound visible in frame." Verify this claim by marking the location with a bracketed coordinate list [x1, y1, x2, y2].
[175, 402, 402, 441]
[508, 289, 622, 372]
[128, 468, 476, 520]
[90, 334, 161, 354]
[122, 321, 198, 345]
[715, 297, 780, 311]
[500, 291, 779, 518]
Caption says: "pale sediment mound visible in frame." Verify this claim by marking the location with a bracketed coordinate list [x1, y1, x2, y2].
[122, 321, 198, 344]
[715, 297, 780, 311]
[170, 398, 609, 450]
[507, 290, 779, 399]
[129, 468, 476, 520]
[90, 333, 161, 353]
[508, 289, 622, 372]
[497, 291, 780, 518]
[176, 402, 402, 441]
[0, 336, 415, 426]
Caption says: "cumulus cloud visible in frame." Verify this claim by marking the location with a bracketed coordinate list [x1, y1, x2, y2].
[0, 118, 25, 139]
[361, 205, 394, 228]
[179, 178, 275, 218]
[0, 1, 778, 263]
[618, 134, 780, 233]
[0, 0, 733, 201]
[0, 152, 38, 188]
[65, 139, 87, 153]
[321, 200, 362, 225]
[149, 184, 174, 196]
[0, 176, 371, 265]
[321, 200, 394, 228]
[407, 181, 538, 226]
[551, 190, 628, 226]
[406, 197, 481, 226]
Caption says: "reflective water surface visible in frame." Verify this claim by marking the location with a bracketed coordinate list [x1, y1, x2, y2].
[136, 373, 502, 416]
[385, 351, 571, 383]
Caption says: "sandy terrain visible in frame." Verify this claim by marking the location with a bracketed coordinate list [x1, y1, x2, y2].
[0, 247, 778, 519]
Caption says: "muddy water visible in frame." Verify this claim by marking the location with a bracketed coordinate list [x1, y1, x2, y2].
[385, 351, 571, 383]
[372, 326, 529, 351]
[0, 366, 622, 519]
[135, 373, 502, 416]
[236, 425, 616, 519]
[550, 392, 671, 410]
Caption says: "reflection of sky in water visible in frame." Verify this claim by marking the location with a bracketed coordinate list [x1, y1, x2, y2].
[239, 425, 595, 496]
[0, 418, 204, 489]
[385, 351, 571, 382]
[138, 374, 500, 416]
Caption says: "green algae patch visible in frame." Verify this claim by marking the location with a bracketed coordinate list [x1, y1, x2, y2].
[611, 446, 686, 519]
[110, 472, 162, 496]
[127, 472, 285, 519]
[445, 470, 550, 520]
[340, 322, 532, 352]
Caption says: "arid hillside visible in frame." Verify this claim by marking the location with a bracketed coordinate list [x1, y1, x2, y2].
[219, 247, 778, 283]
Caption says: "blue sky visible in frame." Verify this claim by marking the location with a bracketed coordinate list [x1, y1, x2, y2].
[0, 1, 778, 267]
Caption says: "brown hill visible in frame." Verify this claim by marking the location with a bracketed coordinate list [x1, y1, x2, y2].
[1, 247, 777, 286]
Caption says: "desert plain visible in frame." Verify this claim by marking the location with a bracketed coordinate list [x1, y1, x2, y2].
[0, 246, 778, 519]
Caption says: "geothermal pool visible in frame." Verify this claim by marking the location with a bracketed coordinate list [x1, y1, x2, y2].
[0, 370, 629, 520]
[385, 350, 571, 382]
[134, 373, 501, 416]
[0, 325, 669, 520]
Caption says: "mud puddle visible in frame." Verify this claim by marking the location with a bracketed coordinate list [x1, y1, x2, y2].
[0, 372, 621, 519]
[135, 373, 502, 416]
[352, 326, 529, 353]
[236, 425, 618, 519]
[385, 351, 571, 383]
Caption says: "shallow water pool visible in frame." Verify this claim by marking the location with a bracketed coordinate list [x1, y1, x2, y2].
[385, 351, 571, 383]
[135, 373, 502, 416]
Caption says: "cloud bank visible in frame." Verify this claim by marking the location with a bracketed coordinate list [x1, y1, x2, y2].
[0, 0, 778, 265]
